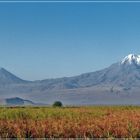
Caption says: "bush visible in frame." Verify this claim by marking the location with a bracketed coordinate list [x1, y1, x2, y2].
[53, 101, 63, 107]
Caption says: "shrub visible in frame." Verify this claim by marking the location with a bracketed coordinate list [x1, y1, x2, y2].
[52, 101, 63, 107]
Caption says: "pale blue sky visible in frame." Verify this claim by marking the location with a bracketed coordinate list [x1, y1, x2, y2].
[0, 1, 140, 80]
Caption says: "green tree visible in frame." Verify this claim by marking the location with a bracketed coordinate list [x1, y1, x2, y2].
[53, 101, 63, 107]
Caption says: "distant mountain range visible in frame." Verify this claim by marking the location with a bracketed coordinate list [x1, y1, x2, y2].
[1, 54, 140, 105]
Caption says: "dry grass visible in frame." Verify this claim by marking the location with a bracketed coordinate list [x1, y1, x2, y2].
[0, 106, 139, 138]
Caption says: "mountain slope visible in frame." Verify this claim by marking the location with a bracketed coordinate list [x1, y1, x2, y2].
[38, 54, 140, 90]
[0, 54, 140, 105]
[0, 68, 28, 85]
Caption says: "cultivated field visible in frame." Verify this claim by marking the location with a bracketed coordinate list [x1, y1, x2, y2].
[0, 106, 140, 138]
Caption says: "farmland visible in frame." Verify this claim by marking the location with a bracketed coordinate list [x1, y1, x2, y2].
[0, 106, 140, 138]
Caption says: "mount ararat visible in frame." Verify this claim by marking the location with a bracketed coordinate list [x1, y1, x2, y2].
[1, 54, 140, 105]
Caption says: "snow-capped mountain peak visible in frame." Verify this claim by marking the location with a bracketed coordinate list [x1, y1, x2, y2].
[121, 54, 140, 65]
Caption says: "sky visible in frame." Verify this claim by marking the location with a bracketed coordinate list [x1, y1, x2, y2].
[0, 1, 140, 80]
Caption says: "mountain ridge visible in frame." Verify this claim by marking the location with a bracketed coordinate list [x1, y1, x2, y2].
[0, 54, 140, 105]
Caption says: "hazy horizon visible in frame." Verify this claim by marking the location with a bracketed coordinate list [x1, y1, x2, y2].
[1, 1, 140, 80]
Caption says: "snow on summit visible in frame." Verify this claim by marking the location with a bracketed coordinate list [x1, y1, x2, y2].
[121, 54, 140, 65]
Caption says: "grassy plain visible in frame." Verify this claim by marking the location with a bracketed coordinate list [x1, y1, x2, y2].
[0, 106, 139, 138]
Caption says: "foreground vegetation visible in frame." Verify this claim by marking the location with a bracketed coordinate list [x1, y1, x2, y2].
[0, 106, 140, 138]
